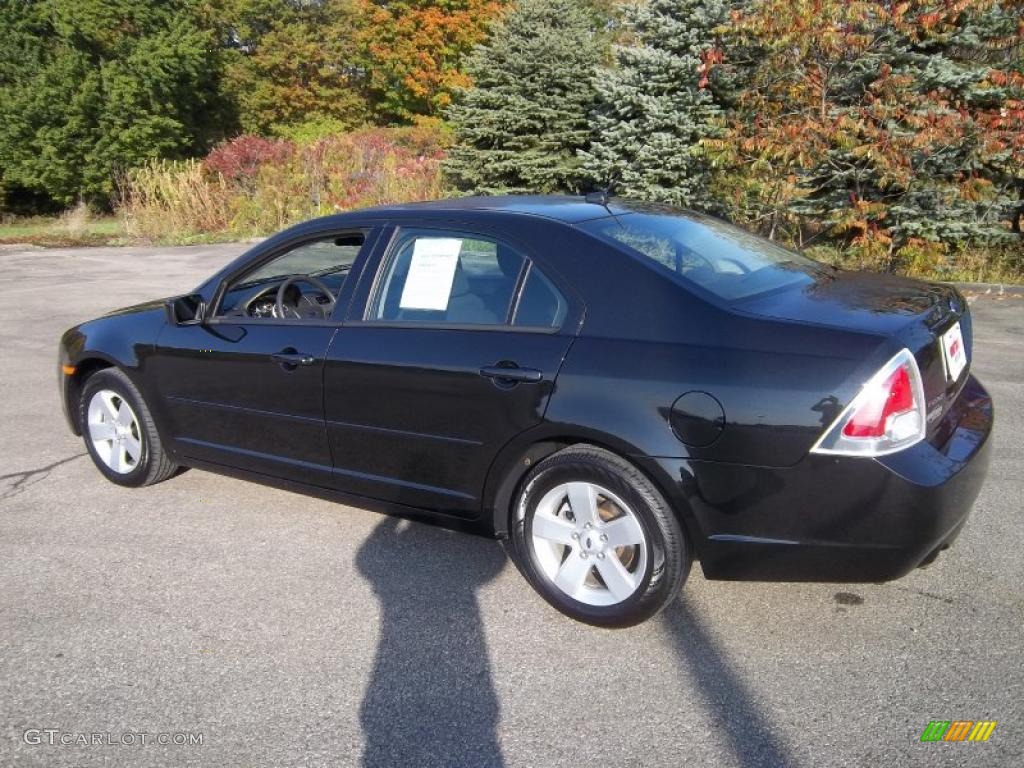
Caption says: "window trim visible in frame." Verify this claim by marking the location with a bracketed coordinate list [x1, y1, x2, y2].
[207, 228, 372, 327]
[359, 226, 566, 334]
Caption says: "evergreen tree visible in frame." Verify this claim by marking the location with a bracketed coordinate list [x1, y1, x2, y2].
[444, 0, 605, 195]
[718, 0, 1024, 257]
[0, 0, 229, 208]
[788, 0, 1024, 251]
[581, 0, 726, 209]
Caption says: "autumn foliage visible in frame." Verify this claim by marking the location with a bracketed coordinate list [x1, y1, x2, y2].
[121, 127, 449, 239]
[6, 0, 1021, 279]
[710, 0, 1024, 269]
[360, 0, 507, 121]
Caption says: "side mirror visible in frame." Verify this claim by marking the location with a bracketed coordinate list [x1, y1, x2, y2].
[166, 294, 206, 326]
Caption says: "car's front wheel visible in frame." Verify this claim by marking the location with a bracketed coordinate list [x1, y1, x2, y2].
[79, 368, 178, 487]
[511, 445, 690, 627]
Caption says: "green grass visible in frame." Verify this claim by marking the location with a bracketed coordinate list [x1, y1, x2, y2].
[0, 215, 125, 246]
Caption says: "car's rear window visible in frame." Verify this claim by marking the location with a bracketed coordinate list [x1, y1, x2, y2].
[580, 211, 821, 301]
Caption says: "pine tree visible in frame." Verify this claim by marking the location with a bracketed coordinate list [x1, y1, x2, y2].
[718, 0, 1024, 258]
[444, 0, 605, 195]
[0, 0, 229, 209]
[581, 0, 726, 209]
[786, 0, 1024, 251]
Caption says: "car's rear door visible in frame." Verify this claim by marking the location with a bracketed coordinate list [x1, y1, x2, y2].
[152, 228, 376, 486]
[323, 223, 581, 517]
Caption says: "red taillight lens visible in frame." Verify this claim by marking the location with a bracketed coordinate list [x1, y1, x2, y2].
[842, 365, 914, 438]
[811, 348, 927, 457]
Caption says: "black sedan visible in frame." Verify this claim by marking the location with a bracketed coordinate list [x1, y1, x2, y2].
[58, 196, 993, 627]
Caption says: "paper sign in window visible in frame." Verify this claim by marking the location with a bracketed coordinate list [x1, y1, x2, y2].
[399, 238, 463, 311]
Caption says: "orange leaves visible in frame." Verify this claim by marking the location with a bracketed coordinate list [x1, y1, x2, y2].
[698, 47, 724, 89]
[719, 0, 1023, 253]
[359, 0, 507, 120]
[959, 176, 995, 203]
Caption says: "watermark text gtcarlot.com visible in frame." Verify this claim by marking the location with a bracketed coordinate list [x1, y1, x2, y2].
[23, 730, 203, 747]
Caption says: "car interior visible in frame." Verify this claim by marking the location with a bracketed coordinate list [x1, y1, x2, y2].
[376, 238, 525, 325]
[213, 229, 568, 329]
[374, 234, 567, 328]
[216, 233, 365, 321]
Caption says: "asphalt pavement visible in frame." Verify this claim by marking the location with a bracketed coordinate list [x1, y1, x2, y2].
[0, 242, 1021, 767]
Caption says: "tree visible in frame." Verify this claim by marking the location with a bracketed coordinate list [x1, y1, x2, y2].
[444, 0, 605, 194]
[209, 0, 371, 135]
[715, 0, 1024, 261]
[361, 0, 506, 123]
[0, 0, 229, 208]
[580, 0, 727, 209]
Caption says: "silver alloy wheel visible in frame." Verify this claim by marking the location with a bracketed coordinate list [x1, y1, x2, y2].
[529, 482, 648, 606]
[87, 389, 142, 474]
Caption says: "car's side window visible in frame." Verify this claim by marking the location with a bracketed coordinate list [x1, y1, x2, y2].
[217, 233, 364, 321]
[512, 265, 568, 329]
[371, 231, 528, 326]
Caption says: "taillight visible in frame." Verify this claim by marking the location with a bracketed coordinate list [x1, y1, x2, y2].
[811, 349, 926, 457]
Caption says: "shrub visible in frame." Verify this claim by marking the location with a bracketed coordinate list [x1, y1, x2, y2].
[118, 160, 233, 240]
[118, 126, 449, 241]
[203, 136, 295, 185]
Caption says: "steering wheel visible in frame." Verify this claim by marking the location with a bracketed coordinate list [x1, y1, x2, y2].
[275, 274, 336, 319]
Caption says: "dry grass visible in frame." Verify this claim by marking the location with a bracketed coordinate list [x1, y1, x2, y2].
[117, 127, 448, 243]
[807, 243, 1024, 285]
[118, 160, 233, 241]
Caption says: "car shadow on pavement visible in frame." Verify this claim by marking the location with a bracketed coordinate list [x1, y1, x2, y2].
[356, 516, 507, 768]
[663, 598, 795, 768]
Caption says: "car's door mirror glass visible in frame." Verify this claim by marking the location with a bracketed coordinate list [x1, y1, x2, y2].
[167, 293, 205, 326]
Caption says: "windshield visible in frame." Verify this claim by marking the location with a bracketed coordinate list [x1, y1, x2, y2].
[580, 211, 822, 301]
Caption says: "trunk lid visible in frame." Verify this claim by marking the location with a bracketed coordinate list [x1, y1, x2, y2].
[735, 270, 972, 439]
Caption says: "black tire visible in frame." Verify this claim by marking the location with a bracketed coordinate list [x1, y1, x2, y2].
[510, 444, 690, 628]
[79, 368, 178, 488]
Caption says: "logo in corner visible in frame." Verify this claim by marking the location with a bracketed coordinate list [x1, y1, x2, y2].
[920, 720, 997, 742]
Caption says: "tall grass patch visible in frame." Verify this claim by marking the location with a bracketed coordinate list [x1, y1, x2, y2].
[119, 127, 448, 242]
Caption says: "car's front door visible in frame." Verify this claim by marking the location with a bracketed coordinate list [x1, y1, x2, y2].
[324, 225, 581, 517]
[152, 230, 372, 485]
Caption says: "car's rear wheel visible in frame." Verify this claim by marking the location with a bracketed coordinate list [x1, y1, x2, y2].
[511, 444, 690, 627]
[80, 368, 178, 487]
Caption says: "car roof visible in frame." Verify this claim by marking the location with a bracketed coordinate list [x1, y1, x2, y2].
[354, 195, 635, 224]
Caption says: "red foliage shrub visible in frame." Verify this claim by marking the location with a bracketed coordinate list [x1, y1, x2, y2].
[203, 135, 295, 183]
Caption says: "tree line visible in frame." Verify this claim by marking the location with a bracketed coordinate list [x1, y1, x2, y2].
[449, 0, 1023, 267]
[1, 0, 1022, 269]
[0, 0, 503, 209]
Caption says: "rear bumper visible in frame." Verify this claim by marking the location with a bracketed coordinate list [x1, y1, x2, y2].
[643, 374, 993, 582]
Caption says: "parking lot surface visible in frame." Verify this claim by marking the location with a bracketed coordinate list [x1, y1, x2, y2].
[1, 243, 1021, 767]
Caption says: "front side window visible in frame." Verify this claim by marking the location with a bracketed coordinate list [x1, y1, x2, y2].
[581, 212, 823, 301]
[218, 233, 364, 320]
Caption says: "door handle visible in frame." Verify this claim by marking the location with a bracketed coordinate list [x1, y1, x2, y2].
[479, 365, 544, 384]
[271, 350, 316, 368]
